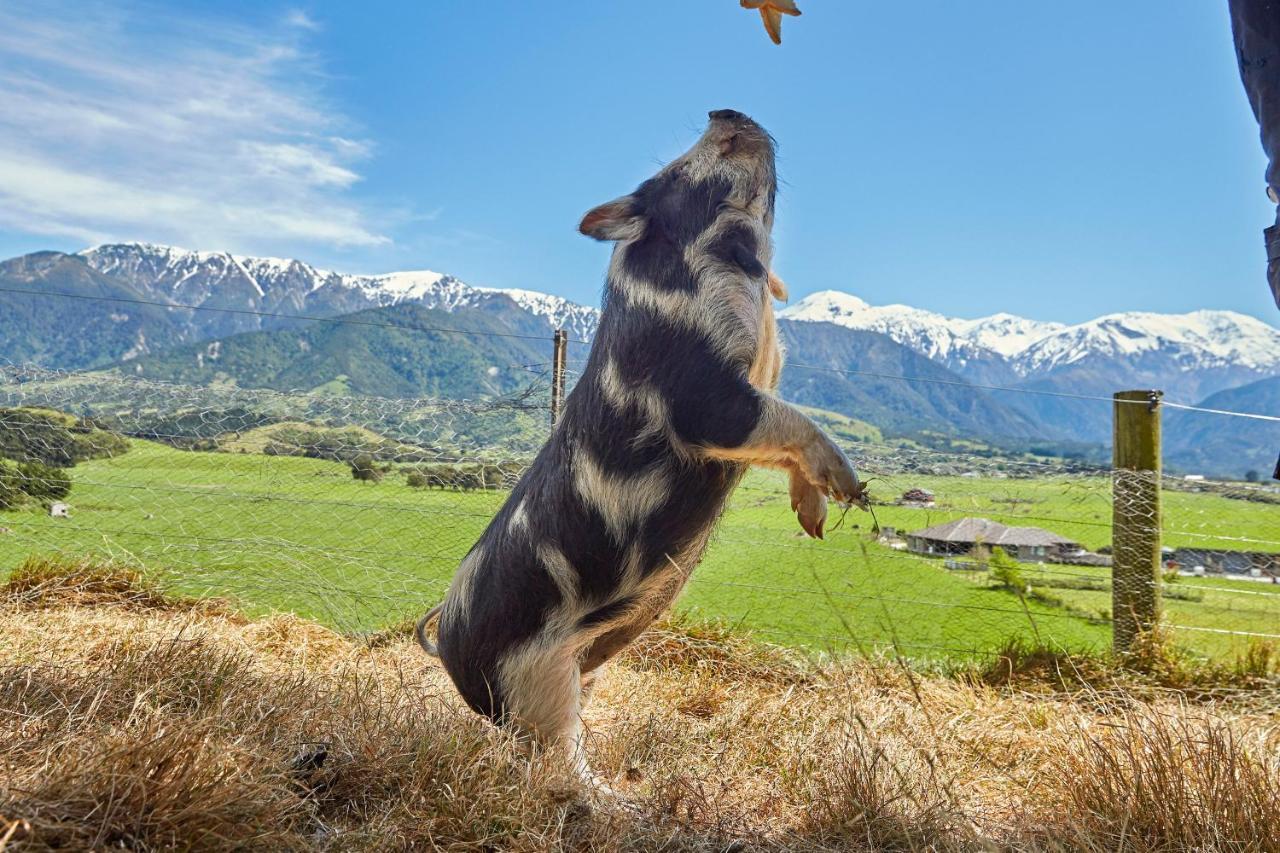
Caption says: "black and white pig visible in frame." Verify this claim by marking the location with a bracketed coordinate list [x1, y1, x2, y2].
[418, 109, 865, 781]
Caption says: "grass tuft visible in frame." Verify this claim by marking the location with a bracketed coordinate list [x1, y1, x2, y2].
[1026, 706, 1280, 851]
[1, 555, 232, 615]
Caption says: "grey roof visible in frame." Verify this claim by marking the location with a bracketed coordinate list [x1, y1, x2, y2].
[908, 517, 1076, 548]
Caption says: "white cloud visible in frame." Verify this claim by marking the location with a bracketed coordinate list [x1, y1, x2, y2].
[0, 1, 390, 252]
[284, 9, 321, 31]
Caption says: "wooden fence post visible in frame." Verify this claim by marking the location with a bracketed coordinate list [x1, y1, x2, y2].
[1112, 389, 1163, 653]
[550, 329, 567, 426]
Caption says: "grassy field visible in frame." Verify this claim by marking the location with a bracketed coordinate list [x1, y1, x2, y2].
[0, 438, 1276, 662]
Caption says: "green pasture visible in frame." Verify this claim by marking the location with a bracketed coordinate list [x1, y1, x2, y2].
[0, 439, 1275, 662]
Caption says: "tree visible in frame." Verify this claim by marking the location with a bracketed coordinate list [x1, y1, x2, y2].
[1245, 469, 1260, 483]
[989, 547, 1026, 592]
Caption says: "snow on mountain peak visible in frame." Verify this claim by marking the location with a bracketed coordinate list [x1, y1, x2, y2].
[780, 289, 1060, 363]
[351, 270, 450, 301]
[785, 289, 872, 315]
[777, 287, 1280, 380]
[952, 313, 1067, 357]
[76, 242, 600, 340]
[1020, 309, 1280, 373]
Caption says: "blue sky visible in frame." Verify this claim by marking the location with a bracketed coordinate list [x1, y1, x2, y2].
[0, 1, 1275, 324]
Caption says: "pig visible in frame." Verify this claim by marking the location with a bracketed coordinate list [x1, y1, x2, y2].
[418, 109, 865, 784]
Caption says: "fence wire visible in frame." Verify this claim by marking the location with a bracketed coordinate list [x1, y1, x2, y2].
[0, 362, 1276, 665]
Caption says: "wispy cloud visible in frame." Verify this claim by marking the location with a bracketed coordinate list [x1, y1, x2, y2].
[284, 9, 321, 31]
[0, 1, 390, 252]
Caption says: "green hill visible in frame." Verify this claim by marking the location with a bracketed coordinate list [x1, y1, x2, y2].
[117, 303, 554, 399]
[1165, 376, 1280, 478]
[0, 252, 185, 369]
[777, 320, 1043, 441]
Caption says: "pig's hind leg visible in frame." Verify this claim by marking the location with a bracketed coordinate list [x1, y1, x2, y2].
[496, 633, 593, 783]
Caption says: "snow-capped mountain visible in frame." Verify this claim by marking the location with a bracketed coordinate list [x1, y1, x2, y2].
[78, 243, 601, 342]
[43, 245, 1280, 390]
[1018, 310, 1280, 375]
[779, 289, 1280, 398]
[779, 290, 1066, 382]
[950, 313, 1068, 359]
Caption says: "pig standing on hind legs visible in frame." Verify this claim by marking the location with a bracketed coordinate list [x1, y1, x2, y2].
[417, 109, 867, 791]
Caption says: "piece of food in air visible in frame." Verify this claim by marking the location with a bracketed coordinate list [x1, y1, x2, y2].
[741, 0, 802, 45]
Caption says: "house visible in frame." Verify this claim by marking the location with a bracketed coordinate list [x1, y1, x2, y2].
[906, 517, 1081, 563]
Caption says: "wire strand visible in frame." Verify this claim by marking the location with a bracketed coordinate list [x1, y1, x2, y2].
[1163, 401, 1280, 422]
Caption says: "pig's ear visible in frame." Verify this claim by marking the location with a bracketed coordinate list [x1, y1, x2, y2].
[578, 195, 645, 242]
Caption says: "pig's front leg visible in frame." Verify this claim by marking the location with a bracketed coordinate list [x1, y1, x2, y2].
[789, 466, 828, 539]
[699, 392, 866, 509]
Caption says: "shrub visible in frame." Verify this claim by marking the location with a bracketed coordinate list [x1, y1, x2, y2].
[350, 454, 382, 483]
[0, 408, 128, 466]
[17, 461, 71, 501]
[0, 464, 22, 510]
[128, 406, 272, 447]
[406, 471, 429, 489]
[0, 460, 71, 507]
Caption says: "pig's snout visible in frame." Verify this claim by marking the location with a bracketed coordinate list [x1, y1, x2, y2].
[708, 109, 752, 125]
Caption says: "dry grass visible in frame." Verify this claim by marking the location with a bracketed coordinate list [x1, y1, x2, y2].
[0, 558, 1277, 852]
[972, 632, 1279, 697]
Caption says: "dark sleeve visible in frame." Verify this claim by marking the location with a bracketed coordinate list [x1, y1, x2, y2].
[1229, 0, 1280, 193]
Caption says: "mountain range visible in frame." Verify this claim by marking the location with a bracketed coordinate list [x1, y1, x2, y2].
[2, 242, 1276, 476]
[780, 290, 1280, 402]
[77, 242, 600, 344]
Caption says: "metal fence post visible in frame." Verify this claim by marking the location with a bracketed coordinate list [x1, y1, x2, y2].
[550, 329, 567, 426]
[1112, 389, 1163, 653]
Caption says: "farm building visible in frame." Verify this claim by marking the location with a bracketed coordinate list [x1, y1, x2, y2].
[906, 517, 1082, 563]
[1171, 547, 1280, 579]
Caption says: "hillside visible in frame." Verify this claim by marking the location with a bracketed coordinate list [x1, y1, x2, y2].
[115, 307, 1043, 442]
[777, 320, 1044, 439]
[1000, 348, 1279, 447]
[1165, 376, 1280, 478]
[0, 559, 1275, 851]
[0, 252, 186, 368]
[117, 303, 555, 399]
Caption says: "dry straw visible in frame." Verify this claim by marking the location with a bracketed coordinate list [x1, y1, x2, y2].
[0, 558, 1276, 851]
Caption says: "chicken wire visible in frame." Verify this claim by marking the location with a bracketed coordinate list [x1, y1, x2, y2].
[0, 363, 1276, 662]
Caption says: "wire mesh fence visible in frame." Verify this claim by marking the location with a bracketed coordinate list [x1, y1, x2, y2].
[0, 359, 1276, 664]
